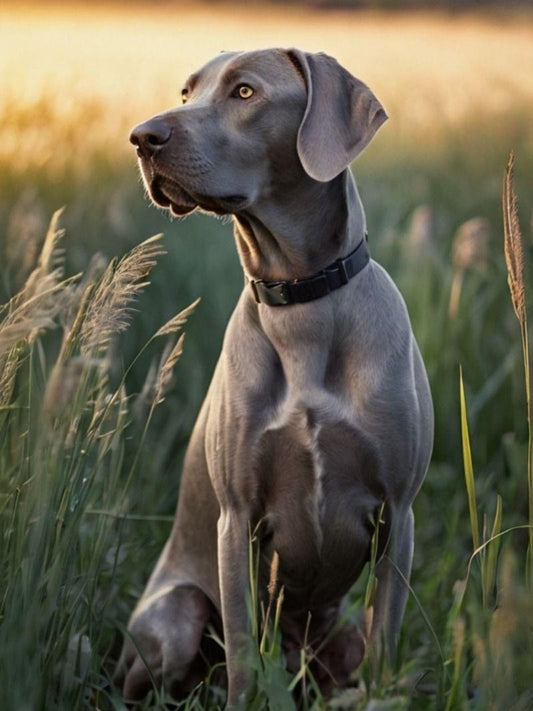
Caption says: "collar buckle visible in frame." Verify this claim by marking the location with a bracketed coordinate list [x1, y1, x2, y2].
[336, 256, 351, 285]
[251, 280, 292, 306]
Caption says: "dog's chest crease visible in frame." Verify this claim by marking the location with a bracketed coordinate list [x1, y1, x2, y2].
[308, 421, 327, 542]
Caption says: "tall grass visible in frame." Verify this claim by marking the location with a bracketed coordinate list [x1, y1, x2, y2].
[443, 156, 533, 711]
[0, 216, 198, 709]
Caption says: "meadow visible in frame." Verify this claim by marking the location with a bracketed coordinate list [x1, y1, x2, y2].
[1, 3, 533, 709]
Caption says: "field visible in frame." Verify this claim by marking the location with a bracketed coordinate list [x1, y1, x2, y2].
[1, 2, 533, 709]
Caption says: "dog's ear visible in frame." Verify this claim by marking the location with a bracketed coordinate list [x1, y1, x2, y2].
[287, 49, 387, 182]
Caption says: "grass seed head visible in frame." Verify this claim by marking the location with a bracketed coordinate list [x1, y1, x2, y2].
[503, 152, 526, 324]
[405, 204, 435, 256]
[452, 217, 490, 272]
[267, 550, 280, 604]
[154, 297, 201, 338]
[155, 333, 185, 405]
[0, 210, 73, 354]
[80, 234, 166, 355]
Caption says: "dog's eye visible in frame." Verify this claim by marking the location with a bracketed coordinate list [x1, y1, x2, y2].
[181, 89, 189, 105]
[234, 84, 254, 100]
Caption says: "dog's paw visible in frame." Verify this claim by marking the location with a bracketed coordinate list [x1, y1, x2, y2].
[309, 626, 366, 696]
[115, 584, 210, 701]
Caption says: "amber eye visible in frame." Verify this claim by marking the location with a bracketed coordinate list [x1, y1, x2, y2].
[181, 89, 189, 104]
[236, 84, 254, 99]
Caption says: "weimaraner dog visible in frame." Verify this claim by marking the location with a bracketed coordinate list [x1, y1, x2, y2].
[119, 48, 433, 707]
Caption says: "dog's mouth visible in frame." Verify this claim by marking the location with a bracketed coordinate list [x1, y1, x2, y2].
[147, 173, 250, 217]
[148, 175, 197, 216]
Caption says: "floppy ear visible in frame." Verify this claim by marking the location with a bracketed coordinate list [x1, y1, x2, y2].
[288, 49, 387, 182]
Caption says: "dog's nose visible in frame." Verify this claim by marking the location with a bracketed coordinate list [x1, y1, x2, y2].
[130, 119, 172, 155]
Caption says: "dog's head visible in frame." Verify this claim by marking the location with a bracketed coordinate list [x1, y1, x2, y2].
[130, 48, 386, 217]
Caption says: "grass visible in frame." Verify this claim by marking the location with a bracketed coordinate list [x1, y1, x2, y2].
[1, 3, 533, 709]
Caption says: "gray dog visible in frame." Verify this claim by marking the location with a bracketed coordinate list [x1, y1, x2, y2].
[118, 48, 433, 708]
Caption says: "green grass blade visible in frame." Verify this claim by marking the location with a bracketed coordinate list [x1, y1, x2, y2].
[459, 366, 480, 552]
[483, 494, 502, 608]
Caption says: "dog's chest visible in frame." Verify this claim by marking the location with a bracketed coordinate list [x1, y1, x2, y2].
[255, 404, 383, 604]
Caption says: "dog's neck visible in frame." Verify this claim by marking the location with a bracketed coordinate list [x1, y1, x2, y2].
[233, 169, 367, 283]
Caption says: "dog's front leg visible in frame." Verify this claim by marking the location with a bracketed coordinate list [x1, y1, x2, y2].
[205, 322, 276, 707]
[371, 506, 414, 660]
[217, 508, 254, 709]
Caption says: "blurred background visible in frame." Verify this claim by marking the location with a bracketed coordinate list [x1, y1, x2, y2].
[1, 1, 533, 708]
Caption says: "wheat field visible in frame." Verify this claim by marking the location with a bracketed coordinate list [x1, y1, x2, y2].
[2, 3, 533, 171]
[1, 3, 533, 710]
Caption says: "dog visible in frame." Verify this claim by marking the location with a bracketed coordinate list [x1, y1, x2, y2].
[117, 48, 433, 708]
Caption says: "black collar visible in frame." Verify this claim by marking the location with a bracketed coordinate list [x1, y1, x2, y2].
[248, 236, 370, 307]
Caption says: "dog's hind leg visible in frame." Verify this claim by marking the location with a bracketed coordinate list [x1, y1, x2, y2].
[116, 402, 221, 700]
[117, 583, 211, 700]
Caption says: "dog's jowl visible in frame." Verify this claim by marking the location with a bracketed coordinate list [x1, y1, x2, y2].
[117, 48, 433, 708]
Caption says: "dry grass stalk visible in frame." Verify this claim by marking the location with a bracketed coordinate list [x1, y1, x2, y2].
[449, 217, 490, 319]
[154, 297, 201, 338]
[154, 333, 185, 405]
[132, 360, 158, 421]
[405, 204, 435, 257]
[267, 550, 280, 604]
[60, 252, 108, 334]
[17, 207, 66, 305]
[32, 209, 64, 275]
[59, 281, 98, 363]
[448, 270, 465, 321]
[260, 550, 281, 655]
[0, 270, 80, 355]
[80, 234, 165, 354]
[0, 310, 56, 354]
[1, 208, 66, 315]
[152, 298, 201, 404]
[503, 152, 526, 324]
[503, 151, 532, 586]
[0, 345, 23, 408]
[452, 217, 490, 272]
[0, 209, 73, 355]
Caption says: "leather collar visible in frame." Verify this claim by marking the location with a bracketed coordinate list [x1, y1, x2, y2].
[248, 236, 370, 307]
